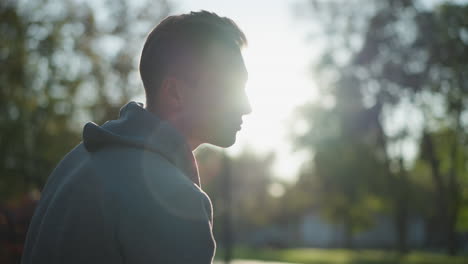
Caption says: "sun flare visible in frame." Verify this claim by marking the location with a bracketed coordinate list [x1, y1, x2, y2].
[226, 41, 317, 181]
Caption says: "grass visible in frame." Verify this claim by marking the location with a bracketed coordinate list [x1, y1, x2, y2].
[214, 246, 468, 264]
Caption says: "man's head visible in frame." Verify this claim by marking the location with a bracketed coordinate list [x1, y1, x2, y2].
[139, 11, 252, 150]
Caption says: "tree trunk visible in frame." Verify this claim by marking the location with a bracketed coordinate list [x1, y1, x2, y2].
[422, 131, 448, 248]
[376, 118, 409, 253]
[343, 212, 353, 249]
[396, 157, 409, 254]
[447, 110, 462, 255]
[221, 153, 233, 263]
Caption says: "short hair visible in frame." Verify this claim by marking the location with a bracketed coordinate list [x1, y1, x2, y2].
[139, 10, 247, 107]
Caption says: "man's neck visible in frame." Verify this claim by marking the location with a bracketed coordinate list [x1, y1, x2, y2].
[169, 120, 201, 151]
[145, 105, 200, 151]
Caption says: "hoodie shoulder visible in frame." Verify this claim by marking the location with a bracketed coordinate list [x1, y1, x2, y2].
[89, 146, 199, 194]
[81, 101, 200, 187]
[88, 146, 210, 220]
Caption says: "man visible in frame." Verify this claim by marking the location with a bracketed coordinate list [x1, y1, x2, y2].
[21, 10, 251, 264]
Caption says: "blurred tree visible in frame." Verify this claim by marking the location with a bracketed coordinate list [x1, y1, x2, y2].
[294, 0, 468, 254]
[350, 1, 468, 254]
[196, 146, 283, 246]
[291, 73, 388, 249]
[1, 0, 170, 260]
[0, 0, 170, 200]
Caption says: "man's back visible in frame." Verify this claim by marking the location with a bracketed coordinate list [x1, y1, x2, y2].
[21, 9, 252, 263]
[21, 102, 216, 264]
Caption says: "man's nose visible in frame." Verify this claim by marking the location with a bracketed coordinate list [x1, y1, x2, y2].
[241, 94, 252, 115]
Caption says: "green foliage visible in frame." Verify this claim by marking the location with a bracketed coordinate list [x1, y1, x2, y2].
[0, 0, 170, 202]
[291, 0, 468, 252]
[195, 146, 284, 241]
[215, 247, 468, 264]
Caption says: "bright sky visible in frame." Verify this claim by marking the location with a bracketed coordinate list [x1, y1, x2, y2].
[174, 0, 317, 182]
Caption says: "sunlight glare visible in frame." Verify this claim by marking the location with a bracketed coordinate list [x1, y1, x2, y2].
[227, 35, 318, 181]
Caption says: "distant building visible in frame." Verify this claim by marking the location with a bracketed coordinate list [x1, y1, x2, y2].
[241, 209, 427, 249]
[299, 210, 425, 248]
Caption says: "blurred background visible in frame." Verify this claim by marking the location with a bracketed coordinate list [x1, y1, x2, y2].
[1, 0, 468, 263]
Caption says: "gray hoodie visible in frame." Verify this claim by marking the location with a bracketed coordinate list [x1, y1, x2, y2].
[21, 101, 216, 264]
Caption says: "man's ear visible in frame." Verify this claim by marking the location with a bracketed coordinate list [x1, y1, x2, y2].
[160, 77, 184, 112]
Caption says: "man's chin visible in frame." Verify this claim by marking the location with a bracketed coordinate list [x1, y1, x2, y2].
[208, 134, 237, 148]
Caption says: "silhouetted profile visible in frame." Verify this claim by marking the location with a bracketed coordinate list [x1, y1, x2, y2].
[21, 10, 251, 264]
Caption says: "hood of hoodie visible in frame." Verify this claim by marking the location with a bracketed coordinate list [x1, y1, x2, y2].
[82, 101, 200, 187]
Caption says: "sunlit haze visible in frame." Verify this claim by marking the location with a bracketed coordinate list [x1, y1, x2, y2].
[176, 0, 318, 182]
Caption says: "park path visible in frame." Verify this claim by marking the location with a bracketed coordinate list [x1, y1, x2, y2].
[214, 259, 297, 264]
